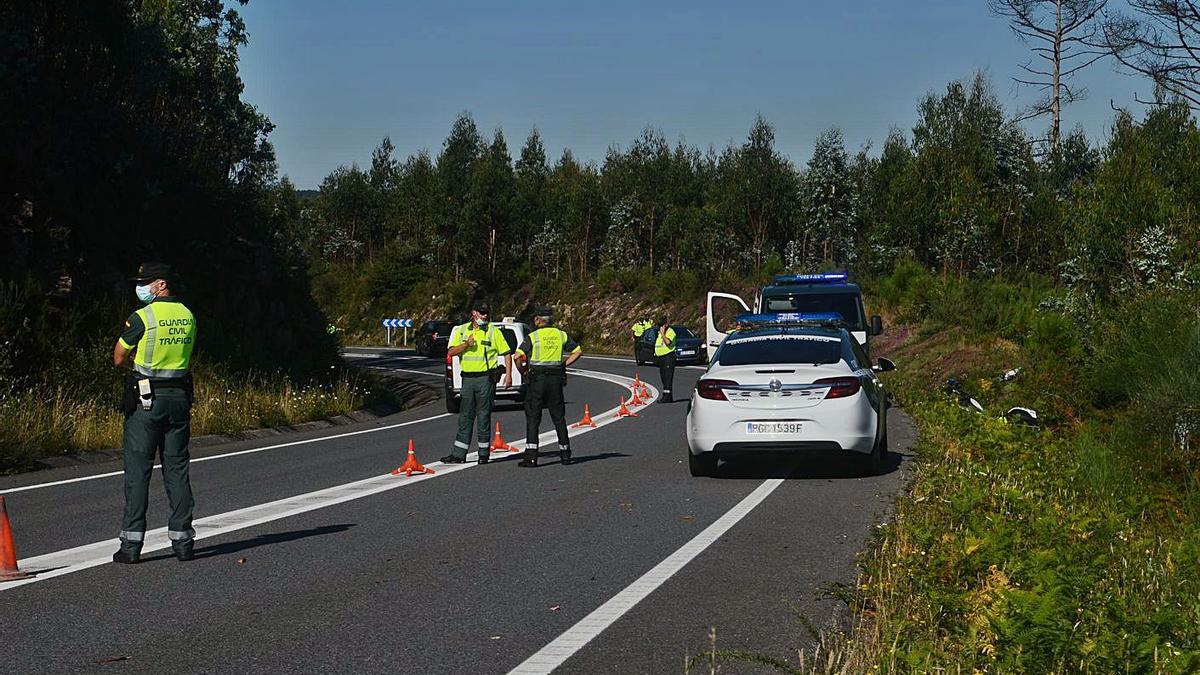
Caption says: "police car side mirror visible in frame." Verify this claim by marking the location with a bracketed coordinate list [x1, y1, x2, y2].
[872, 357, 896, 373]
[869, 315, 883, 336]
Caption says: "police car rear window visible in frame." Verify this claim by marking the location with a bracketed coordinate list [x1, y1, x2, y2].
[717, 336, 843, 366]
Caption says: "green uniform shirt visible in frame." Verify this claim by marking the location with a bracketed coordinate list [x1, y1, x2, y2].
[450, 322, 511, 373]
[654, 326, 677, 357]
[119, 297, 196, 379]
[518, 327, 581, 368]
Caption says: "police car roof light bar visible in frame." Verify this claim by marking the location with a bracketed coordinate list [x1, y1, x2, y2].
[735, 312, 845, 328]
[772, 272, 849, 285]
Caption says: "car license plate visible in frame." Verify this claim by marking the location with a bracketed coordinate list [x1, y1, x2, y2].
[745, 422, 803, 434]
[680, 350, 695, 356]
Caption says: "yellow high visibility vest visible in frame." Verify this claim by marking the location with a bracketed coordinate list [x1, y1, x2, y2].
[131, 300, 196, 378]
[654, 326, 676, 357]
[451, 323, 507, 373]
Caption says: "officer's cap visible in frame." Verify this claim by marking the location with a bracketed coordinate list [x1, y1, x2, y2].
[534, 305, 554, 319]
[471, 300, 491, 315]
[131, 261, 177, 284]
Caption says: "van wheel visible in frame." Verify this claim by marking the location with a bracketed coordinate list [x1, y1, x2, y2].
[446, 394, 460, 414]
[688, 450, 717, 477]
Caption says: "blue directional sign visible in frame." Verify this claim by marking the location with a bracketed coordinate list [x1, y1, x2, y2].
[382, 319, 413, 328]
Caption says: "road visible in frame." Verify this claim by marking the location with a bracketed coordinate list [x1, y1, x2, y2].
[0, 350, 913, 674]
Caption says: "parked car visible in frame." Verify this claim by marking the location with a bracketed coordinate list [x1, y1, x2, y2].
[415, 320, 455, 357]
[635, 324, 707, 366]
[686, 313, 895, 477]
[444, 319, 527, 414]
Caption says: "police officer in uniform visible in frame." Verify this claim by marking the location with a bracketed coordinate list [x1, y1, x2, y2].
[630, 318, 652, 357]
[515, 306, 582, 467]
[654, 316, 677, 403]
[441, 302, 513, 465]
[112, 262, 198, 563]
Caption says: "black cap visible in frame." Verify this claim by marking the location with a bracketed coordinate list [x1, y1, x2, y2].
[471, 300, 491, 315]
[534, 305, 554, 319]
[131, 261, 176, 283]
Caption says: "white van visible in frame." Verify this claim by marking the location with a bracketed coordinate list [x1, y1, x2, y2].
[444, 318, 528, 413]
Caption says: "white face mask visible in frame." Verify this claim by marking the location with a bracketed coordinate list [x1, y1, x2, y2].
[474, 315, 487, 327]
[136, 284, 156, 304]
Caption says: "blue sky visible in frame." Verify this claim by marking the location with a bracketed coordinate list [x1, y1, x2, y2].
[236, 1, 1150, 188]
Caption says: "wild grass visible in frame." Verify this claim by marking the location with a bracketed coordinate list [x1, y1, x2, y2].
[0, 363, 377, 474]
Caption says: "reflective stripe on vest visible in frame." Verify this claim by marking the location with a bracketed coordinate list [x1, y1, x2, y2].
[529, 328, 567, 367]
[654, 327, 676, 357]
[134, 301, 196, 378]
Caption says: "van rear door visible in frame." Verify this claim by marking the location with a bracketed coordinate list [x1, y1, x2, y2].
[706, 292, 750, 350]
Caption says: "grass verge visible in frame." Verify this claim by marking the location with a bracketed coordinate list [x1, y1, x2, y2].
[0, 362, 386, 475]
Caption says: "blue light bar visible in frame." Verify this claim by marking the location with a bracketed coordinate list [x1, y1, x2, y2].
[735, 312, 844, 325]
[772, 273, 849, 285]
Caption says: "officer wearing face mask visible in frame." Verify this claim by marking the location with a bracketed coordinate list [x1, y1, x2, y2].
[441, 301, 513, 465]
[112, 262, 198, 564]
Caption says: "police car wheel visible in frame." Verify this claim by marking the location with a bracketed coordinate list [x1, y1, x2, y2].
[862, 432, 884, 476]
[688, 449, 717, 477]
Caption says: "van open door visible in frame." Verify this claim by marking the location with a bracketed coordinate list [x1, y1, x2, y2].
[706, 291, 750, 350]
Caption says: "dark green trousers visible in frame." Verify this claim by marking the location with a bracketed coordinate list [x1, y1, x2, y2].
[120, 388, 194, 546]
[524, 368, 569, 460]
[451, 375, 495, 460]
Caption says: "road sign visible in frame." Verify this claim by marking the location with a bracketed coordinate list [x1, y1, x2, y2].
[382, 318, 413, 345]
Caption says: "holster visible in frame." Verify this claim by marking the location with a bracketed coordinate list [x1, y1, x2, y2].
[121, 375, 139, 418]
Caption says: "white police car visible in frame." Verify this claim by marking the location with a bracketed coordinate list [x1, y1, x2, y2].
[686, 313, 895, 477]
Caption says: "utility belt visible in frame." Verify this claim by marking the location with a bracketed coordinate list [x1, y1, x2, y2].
[460, 370, 491, 378]
[528, 364, 565, 378]
[123, 373, 194, 415]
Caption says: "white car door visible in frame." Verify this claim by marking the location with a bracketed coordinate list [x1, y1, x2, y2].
[705, 291, 750, 351]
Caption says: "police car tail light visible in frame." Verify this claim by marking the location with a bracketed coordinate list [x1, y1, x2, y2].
[697, 379, 738, 401]
[814, 377, 860, 399]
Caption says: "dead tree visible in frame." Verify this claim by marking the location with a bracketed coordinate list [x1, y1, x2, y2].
[1103, 1, 1200, 109]
[988, 0, 1110, 150]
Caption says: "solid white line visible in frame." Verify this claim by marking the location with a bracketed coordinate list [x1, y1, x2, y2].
[3, 370, 655, 592]
[367, 366, 443, 378]
[508, 478, 784, 675]
[0, 413, 452, 496]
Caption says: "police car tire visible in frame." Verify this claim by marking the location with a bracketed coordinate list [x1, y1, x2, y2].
[862, 430, 884, 476]
[446, 394, 461, 414]
[688, 450, 717, 477]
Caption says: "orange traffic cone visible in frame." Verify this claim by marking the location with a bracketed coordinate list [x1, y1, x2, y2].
[391, 440, 435, 477]
[633, 371, 642, 388]
[616, 395, 638, 417]
[0, 496, 30, 582]
[571, 404, 597, 428]
[629, 387, 645, 406]
[641, 384, 652, 400]
[490, 422, 514, 452]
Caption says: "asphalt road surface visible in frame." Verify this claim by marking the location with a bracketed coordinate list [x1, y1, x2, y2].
[0, 349, 913, 674]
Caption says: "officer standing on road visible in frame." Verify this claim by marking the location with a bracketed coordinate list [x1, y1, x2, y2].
[112, 262, 198, 564]
[655, 316, 677, 403]
[515, 305, 582, 467]
[441, 302, 513, 465]
[630, 317, 652, 357]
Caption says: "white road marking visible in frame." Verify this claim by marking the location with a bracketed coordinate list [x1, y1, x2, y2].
[508, 478, 784, 675]
[0, 413, 451, 496]
[367, 366, 443, 378]
[3, 369, 655, 592]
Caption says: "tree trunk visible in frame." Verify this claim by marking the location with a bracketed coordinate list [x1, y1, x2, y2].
[1052, 0, 1063, 151]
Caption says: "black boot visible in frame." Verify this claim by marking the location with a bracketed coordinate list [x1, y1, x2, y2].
[112, 543, 142, 565]
[439, 454, 466, 464]
[477, 453, 490, 465]
[518, 450, 538, 468]
[560, 451, 573, 466]
[172, 539, 195, 562]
